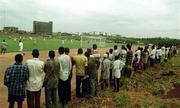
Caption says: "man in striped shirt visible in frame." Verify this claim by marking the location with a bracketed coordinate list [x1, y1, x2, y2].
[125, 44, 133, 78]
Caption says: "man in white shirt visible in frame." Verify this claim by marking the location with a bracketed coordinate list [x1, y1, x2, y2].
[19, 40, 23, 53]
[113, 45, 119, 60]
[149, 45, 156, 66]
[135, 47, 141, 64]
[26, 49, 44, 108]
[156, 46, 163, 63]
[113, 55, 125, 92]
[119, 45, 127, 63]
[58, 47, 72, 107]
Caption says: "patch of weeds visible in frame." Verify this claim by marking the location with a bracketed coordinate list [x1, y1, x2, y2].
[171, 79, 180, 87]
[97, 90, 110, 98]
[154, 99, 167, 108]
[151, 83, 166, 96]
[140, 96, 153, 108]
[120, 79, 129, 90]
[112, 92, 129, 107]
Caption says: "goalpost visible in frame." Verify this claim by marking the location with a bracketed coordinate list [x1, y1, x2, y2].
[80, 35, 106, 48]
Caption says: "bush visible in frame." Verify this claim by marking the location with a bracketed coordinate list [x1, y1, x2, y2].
[112, 92, 129, 107]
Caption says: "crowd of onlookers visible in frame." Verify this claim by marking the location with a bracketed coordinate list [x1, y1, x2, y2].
[3, 43, 178, 108]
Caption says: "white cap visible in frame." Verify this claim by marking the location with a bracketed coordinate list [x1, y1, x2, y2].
[103, 54, 108, 58]
[90, 55, 94, 58]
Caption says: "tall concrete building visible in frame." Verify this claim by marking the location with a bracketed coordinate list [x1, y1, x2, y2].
[33, 21, 53, 35]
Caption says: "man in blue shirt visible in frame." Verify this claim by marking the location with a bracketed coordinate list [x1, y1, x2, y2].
[4, 54, 29, 108]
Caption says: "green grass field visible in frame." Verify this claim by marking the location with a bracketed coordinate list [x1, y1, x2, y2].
[0, 35, 118, 52]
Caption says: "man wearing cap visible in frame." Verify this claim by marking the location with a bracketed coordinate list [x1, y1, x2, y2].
[101, 54, 111, 90]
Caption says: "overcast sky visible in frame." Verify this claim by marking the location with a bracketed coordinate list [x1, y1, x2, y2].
[0, 0, 179, 38]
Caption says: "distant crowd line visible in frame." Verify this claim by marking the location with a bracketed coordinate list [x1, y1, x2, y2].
[3, 43, 178, 108]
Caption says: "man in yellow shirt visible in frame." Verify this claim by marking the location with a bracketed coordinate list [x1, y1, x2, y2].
[73, 48, 88, 98]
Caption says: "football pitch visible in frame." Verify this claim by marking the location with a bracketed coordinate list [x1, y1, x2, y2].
[0, 35, 118, 52]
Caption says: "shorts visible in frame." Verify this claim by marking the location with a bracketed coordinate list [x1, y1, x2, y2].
[8, 94, 25, 102]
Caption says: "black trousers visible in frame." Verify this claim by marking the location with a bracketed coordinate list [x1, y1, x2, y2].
[76, 76, 86, 97]
[114, 78, 120, 92]
[150, 58, 155, 66]
[109, 69, 113, 81]
[27, 90, 41, 108]
[67, 77, 71, 101]
[58, 79, 70, 106]
[125, 67, 132, 78]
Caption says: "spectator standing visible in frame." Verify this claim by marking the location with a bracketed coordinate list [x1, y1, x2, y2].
[65, 47, 73, 101]
[58, 47, 72, 107]
[142, 46, 149, 69]
[26, 49, 45, 108]
[113, 55, 125, 92]
[4, 54, 29, 108]
[88, 55, 98, 96]
[119, 45, 127, 63]
[109, 49, 113, 81]
[113, 45, 119, 60]
[44, 50, 60, 108]
[125, 44, 133, 78]
[149, 45, 156, 66]
[156, 46, 163, 63]
[73, 48, 88, 98]
[119, 45, 127, 77]
[101, 54, 111, 90]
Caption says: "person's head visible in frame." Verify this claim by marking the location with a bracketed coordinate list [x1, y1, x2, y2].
[3, 40, 5, 42]
[115, 55, 119, 60]
[138, 47, 141, 50]
[92, 44, 97, 50]
[135, 53, 138, 57]
[87, 48, 92, 54]
[109, 48, 113, 54]
[49, 50, 55, 59]
[85, 48, 92, 58]
[126, 43, 132, 50]
[106, 52, 109, 57]
[145, 45, 149, 50]
[151, 45, 155, 50]
[58, 47, 64, 55]
[78, 48, 83, 54]
[15, 54, 23, 63]
[140, 47, 143, 51]
[32, 49, 39, 58]
[19, 40, 22, 42]
[114, 45, 118, 50]
[121, 45, 125, 50]
[65, 47, 70, 55]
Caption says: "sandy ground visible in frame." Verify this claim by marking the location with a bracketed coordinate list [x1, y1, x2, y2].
[0, 48, 110, 108]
